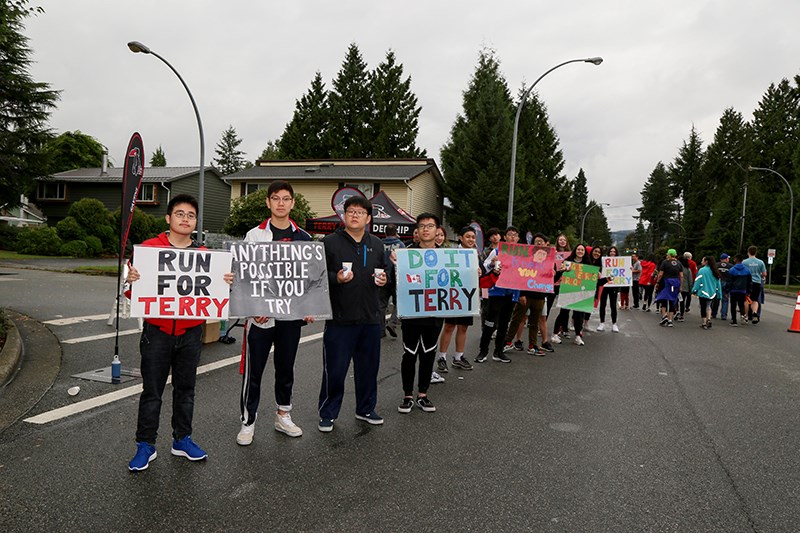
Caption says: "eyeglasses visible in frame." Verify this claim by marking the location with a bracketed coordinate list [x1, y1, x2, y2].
[270, 196, 293, 204]
[171, 210, 196, 220]
[345, 209, 369, 217]
[418, 223, 436, 230]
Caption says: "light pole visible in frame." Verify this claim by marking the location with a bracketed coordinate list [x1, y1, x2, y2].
[128, 41, 206, 242]
[749, 166, 793, 289]
[580, 202, 610, 243]
[507, 57, 603, 227]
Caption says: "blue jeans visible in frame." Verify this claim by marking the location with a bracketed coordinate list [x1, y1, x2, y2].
[135, 322, 203, 444]
[318, 323, 381, 420]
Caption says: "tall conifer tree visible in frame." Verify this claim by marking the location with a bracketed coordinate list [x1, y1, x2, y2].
[279, 72, 330, 159]
[326, 44, 374, 158]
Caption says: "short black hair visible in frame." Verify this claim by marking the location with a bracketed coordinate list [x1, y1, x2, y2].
[167, 194, 199, 215]
[459, 226, 475, 237]
[747, 245, 758, 256]
[386, 223, 398, 237]
[486, 227, 501, 238]
[267, 180, 293, 198]
[505, 226, 519, 234]
[343, 195, 372, 214]
[534, 232, 547, 242]
[416, 212, 440, 227]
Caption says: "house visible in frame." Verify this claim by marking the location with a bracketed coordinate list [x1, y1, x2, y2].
[35, 165, 231, 232]
[223, 158, 444, 223]
[0, 195, 46, 227]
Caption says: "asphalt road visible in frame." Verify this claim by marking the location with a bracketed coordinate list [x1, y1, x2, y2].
[1, 264, 799, 532]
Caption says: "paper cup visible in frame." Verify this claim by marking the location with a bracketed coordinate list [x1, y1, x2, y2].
[374, 268, 385, 284]
[342, 262, 353, 276]
[68, 386, 80, 396]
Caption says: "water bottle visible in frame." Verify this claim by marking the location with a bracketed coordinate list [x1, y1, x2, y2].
[111, 355, 121, 383]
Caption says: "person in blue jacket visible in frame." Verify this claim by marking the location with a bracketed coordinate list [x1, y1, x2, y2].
[727, 255, 752, 326]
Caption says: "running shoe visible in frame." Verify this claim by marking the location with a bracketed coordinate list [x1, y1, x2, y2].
[452, 358, 474, 370]
[436, 357, 449, 373]
[492, 352, 512, 363]
[430, 371, 445, 384]
[398, 397, 414, 414]
[573, 335, 585, 346]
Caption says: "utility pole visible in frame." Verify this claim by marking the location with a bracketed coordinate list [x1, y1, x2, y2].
[738, 183, 747, 254]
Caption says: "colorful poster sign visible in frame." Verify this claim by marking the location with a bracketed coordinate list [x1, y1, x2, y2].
[601, 256, 632, 287]
[130, 246, 232, 319]
[558, 263, 600, 313]
[227, 241, 332, 320]
[396, 248, 480, 318]
[495, 242, 556, 293]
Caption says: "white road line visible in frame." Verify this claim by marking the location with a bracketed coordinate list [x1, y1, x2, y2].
[44, 314, 109, 326]
[24, 331, 324, 425]
[62, 329, 141, 344]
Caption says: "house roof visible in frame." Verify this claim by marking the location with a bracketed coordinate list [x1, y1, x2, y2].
[223, 159, 443, 184]
[38, 166, 221, 183]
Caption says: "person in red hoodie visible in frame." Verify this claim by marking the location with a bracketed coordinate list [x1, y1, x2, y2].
[125, 194, 232, 472]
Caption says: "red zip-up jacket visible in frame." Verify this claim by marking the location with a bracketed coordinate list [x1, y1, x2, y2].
[129, 232, 207, 336]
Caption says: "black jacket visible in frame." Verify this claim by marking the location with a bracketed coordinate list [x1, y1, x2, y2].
[323, 228, 386, 325]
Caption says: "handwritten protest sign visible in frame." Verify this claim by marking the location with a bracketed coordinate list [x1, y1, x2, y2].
[495, 242, 556, 293]
[601, 255, 632, 287]
[227, 241, 332, 320]
[557, 263, 600, 313]
[130, 246, 232, 319]
[396, 248, 479, 318]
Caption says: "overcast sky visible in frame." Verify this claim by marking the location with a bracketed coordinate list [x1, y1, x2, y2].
[24, 1, 800, 231]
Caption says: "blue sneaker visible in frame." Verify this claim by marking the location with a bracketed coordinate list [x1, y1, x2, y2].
[355, 410, 384, 425]
[170, 435, 207, 461]
[318, 418, 334, 432]
[128, 442, 157, 472]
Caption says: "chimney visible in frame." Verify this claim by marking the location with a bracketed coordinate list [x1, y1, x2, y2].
[101, 150, 108, 176]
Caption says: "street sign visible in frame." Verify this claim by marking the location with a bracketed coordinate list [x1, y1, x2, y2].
[768, 248, 776, 265]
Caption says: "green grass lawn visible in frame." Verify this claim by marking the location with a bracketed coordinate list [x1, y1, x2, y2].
[0, 250, 67, 260]
[765, 284, 800, 296]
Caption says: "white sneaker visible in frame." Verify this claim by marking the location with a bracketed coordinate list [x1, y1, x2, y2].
[596, 323, 605, 332]
[573, 335, 585, 346]
[236, 422, 255, 446]
[430, 371, 445, 384]
[550, 334, 562, 345]
[612, 324, 619, 332]
[274, 413, 303, 437]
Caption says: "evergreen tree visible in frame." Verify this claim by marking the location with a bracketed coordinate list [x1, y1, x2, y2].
[0, 1, 59, 207]
[668, 125, 706, 250]
[259, 139, 283, 160]
[279, 72, 331, 159]
[150, 145, 166, 167]
[326, 44, 374, 158]
[583, 200, 612, 247]
[213, 125, 247, 175]
[572, 168, 589, 232]
[638, 162, 678, 251]
[440, 49, 514, 230]
[512, 88, 571, 236]
[370, 50, 425, 158]
[43, 131, 104, 173]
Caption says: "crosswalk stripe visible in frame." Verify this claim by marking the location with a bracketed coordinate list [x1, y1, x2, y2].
[62, 329, 141, 344]
[43, 314, 110, 326]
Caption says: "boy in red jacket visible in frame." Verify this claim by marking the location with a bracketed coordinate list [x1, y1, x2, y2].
[126, 194, 231, 472]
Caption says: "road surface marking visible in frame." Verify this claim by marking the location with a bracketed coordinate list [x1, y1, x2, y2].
[62, 329, 141, 344]
[24, 331, 324, 425]
[44, 314, 110, 326]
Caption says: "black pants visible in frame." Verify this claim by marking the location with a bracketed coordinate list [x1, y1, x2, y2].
[632, 281, 640, 307]
[136, 322, 203, 444]
[240, 320, 302, 425]
[599, 287, 618, 323]
[641, 285, 654, 308]
[479, 295, 515, 355]
[401, 320, 441, 395]
[730, 293, 747, 324]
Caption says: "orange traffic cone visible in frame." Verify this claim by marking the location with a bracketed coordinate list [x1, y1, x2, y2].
[788, 292, 800, 333]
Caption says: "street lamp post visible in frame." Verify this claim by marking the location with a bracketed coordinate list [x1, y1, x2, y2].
[507, 57, 603, 228]
[749, 166, 793, 289]
[128, 41, 206, 242]
[580, 202, 610, 243]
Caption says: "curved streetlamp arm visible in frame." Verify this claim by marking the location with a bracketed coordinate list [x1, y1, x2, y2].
[749, 166, 793, 289]
[507, 57, 603, 227]
[580, 202, 609, 243]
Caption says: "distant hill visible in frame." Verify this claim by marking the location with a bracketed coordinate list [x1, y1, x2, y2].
[611, 229, 633, 246]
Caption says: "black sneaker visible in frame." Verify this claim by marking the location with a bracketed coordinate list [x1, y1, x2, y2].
[659, 316, 669, 326]
[541, 342, 555, 353]
[492, 352, 511, 363]
[731, 321, 738, 327]
[436, 357, 449, 373]
[398, 397, 413, 414]
[475, 352, 488, 363]
[513, 340, 524, 351]
[452, 357, 474, 370]
[416, 396, 436, 412]
[752, 317, 760, 324]
[667, 320, 674, 327]
[386, 325, 397, 338]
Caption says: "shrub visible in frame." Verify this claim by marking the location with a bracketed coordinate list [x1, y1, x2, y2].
[69, 198, 112, 229]
[60, 240, 88, 257]
[0, 225, 20, 251]
[93, 224, 117, 254]
[56, 216, 87, 241]
[16, 226, 63, 255]
[84, 235, 103, 256]
[224, 190, 315, 237]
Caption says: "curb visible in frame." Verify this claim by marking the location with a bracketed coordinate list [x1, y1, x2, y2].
[0, 318, 22, 387]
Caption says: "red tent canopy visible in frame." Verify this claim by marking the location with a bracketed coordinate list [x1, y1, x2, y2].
[305, 190, 417, 238]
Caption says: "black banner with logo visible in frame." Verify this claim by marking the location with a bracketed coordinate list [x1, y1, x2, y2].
[119, 132, 144, 259]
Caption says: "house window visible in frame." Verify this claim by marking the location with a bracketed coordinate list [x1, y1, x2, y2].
[37, 182, 66, 200]
[344, 182, 374, 197]
[137, 183, 156, 203]
[245, 182, 268, 195]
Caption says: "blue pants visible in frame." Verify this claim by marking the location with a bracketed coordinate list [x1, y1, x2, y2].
[136, 322, 203, 444]
[318, 323, 381, 420]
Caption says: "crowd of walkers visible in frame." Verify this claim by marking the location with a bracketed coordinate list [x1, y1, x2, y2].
[123, 180, 769, 472]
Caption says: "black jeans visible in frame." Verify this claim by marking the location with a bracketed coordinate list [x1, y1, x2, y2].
[599, 287, 618, 323]
[479, 295, 515, 355]
[400, 320, 441, 395]
[136, 322, 203, 444]
[240, 320, 303, 425]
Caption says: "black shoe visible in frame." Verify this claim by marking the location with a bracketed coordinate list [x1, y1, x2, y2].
[513, 340, 524, 351]
[541, 342, 555, 353]
[492, 352, 511, 363]
[452, 358, 474, 370]
[475, 352, 488, 363]
[752, 317, 760, 324]
[659, 316, 669, 326]
[416, 396, 436, 412]
[436, 357, 449, 373]
[386, 325, 397, 338]
[398, 397, 413, 414]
